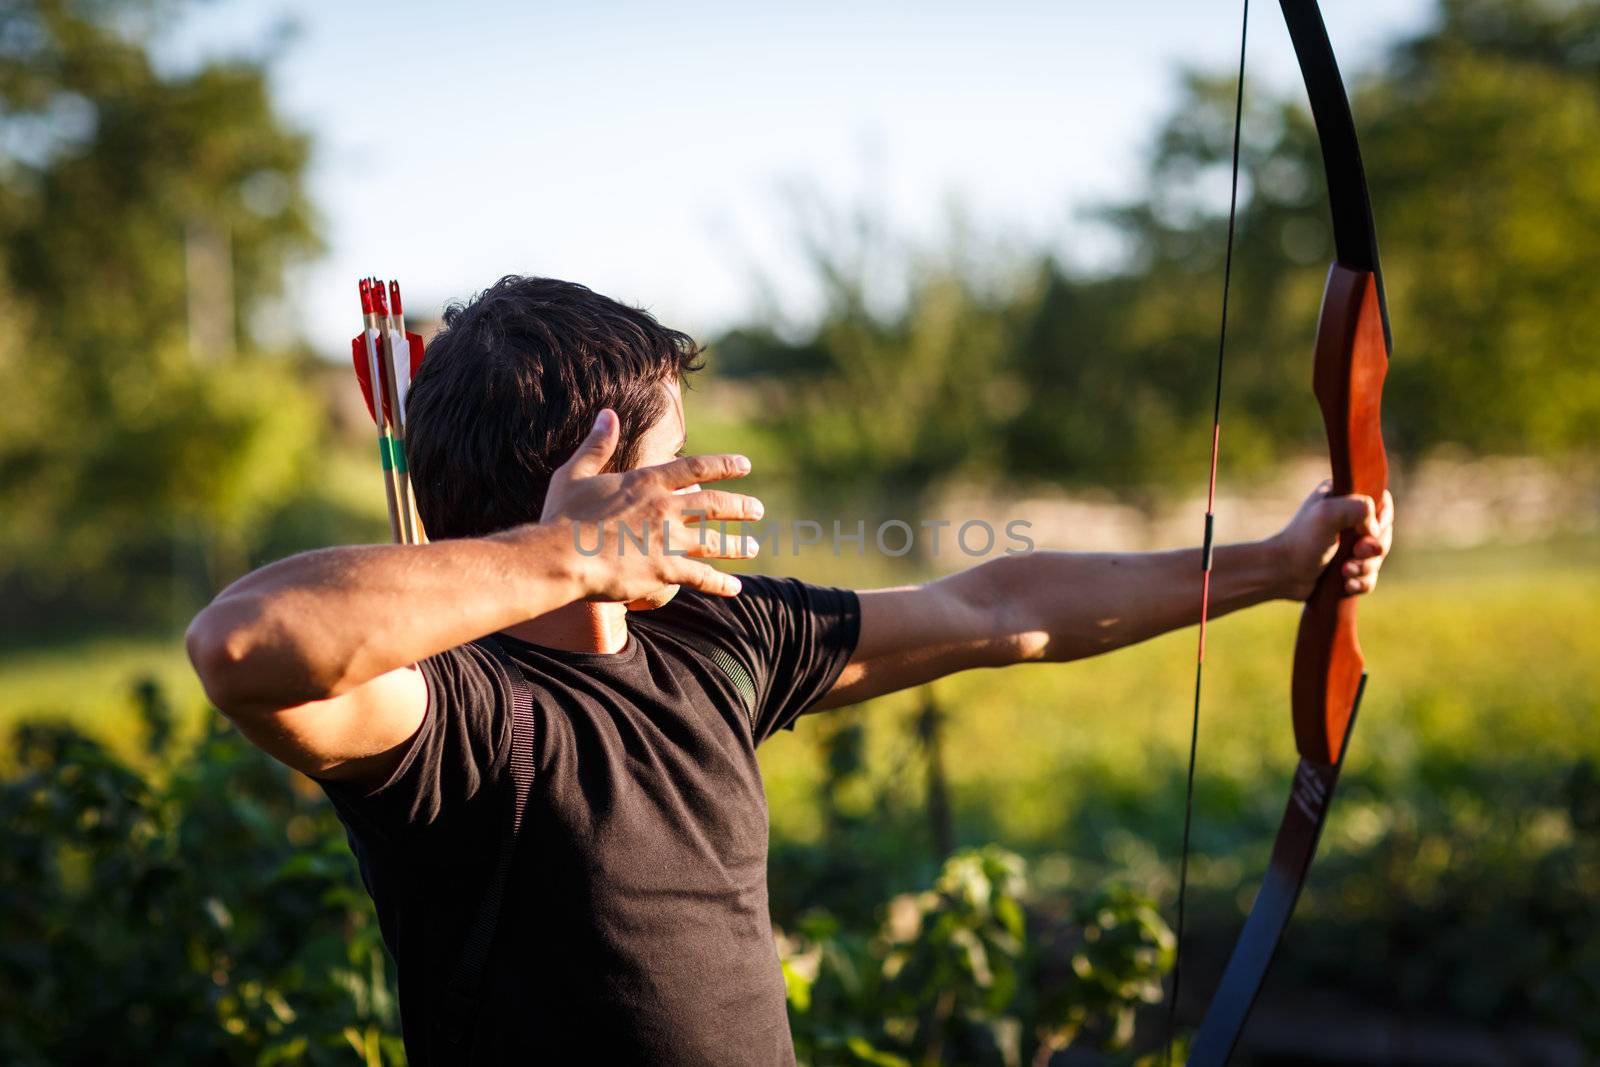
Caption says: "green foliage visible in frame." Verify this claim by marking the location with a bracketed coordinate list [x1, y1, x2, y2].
[766, 710, 946, 930]
[1030, 886, 1173, 1057]
[2, 688, 1188, 1067]
[781, 848, 1175, 1067]
[1287, 755, 1600, 1047]
[716, 0, 1600, 500]
[716, 216, 1025, 518]
[0, 700, 403, 1066]
[0, 0, 326, 628]
[755, 540, 1600, 1059]
[1365, 0, 1600, 457]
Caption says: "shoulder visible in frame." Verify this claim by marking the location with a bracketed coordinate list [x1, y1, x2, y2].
[320, 638, 516, 838]
[643, 574, 856, 634]
[638, 576, 861, 679]
[421, 637, 520, 704]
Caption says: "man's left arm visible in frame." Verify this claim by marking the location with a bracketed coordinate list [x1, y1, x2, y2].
[818, 485, 1393, 710]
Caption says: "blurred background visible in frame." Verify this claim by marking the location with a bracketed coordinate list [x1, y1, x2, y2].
[2, 0, 1597, 1063]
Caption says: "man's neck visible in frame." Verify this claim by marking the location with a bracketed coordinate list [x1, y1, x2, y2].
[502, 600, 628, 654]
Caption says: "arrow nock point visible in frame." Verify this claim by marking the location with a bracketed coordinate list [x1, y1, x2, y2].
[359, 277, 374, 313]
[389, 279, 404, 316]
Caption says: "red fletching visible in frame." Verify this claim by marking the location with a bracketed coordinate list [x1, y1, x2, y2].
[350, 336, 377, 422]
[351, 276, 424, 423]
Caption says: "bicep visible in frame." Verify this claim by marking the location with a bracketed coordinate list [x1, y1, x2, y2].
[818, 569, 1031, 709]
[229, 664, 428, 783]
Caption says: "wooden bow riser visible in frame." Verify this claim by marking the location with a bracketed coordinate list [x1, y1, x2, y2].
[1291, 265, 1388, 766]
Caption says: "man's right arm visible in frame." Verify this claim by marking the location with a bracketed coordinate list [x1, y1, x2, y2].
[185, 527, 588, 780]
[185, 409, 761, 783]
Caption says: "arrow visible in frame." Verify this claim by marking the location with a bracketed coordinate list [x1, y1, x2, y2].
[352, 277, 428, 545]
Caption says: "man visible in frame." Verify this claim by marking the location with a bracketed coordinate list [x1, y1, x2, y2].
[186, 275, 1393, 1065]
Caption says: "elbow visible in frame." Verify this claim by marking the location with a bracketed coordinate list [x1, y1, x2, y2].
[950, 555, 1050, 667]
[988, 555, 1054, 661]
[185, 606, 253, 717]
[186, 598, 301, 718]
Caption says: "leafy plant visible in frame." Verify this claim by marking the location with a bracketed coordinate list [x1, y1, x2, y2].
[0, 697, 402, 1066]
[781, 847, 1175, 1067]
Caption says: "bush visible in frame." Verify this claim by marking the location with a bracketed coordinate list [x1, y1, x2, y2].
[781, 847, 1174, 1067]
[0, 698, 402, 1066]
[1, 686, 1178, 1067]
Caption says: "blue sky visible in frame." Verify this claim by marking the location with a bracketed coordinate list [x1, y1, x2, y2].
[164, 0, 1434, 352]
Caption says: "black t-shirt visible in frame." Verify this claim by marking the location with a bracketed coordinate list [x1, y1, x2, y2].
[320, 576, 860, 1066]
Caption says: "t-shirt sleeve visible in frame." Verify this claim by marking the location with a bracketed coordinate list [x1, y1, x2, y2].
[318, 640, 513, 845]
[717, 575, 861, 744]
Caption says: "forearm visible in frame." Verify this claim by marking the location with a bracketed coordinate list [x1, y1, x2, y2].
[835, 485, 1390, 708]
[987, 538, 1291, 664]
[187, 523, 584, 712]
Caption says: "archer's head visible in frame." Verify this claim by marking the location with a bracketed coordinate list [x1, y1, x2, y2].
[406, 275, 705, 604]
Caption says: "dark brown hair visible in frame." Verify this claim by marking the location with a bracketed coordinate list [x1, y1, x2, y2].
[405, 275, 703, 540]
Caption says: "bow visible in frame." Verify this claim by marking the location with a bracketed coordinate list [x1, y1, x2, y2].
[1169, 2, 1392, 1063]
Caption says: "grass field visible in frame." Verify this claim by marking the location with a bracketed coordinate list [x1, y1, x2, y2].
[0, 631, 203, 768]
[756, 535, 1600, 866]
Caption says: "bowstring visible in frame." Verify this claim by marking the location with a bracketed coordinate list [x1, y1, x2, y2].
[1165, 0, 1250, 1060]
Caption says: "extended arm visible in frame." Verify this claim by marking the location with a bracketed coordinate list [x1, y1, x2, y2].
[821, 485, 1392, 709]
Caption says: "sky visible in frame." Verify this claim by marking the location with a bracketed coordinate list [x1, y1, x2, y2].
[162, 0, 1436, 353]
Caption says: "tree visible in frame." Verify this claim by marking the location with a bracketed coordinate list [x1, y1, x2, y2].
[716, 193, 1027, 528]
[1012, 0, 1600, 479]
[720, 0, 1600, 503]
[0, 0, 324, 628]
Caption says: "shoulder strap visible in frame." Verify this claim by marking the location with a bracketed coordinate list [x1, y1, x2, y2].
[704, 642, 758, 729]
[442, 636, 537, 1048]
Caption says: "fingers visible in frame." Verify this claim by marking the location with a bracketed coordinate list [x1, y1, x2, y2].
[647, 452, 752, 491]
[667, 490, 762, 559]
[1336, 490, 1394, 595]
[671, 525, 762, 561]
[1321, 492, 1379, 539]
[1344, 563, 1382, 598]
[669, 560, 743, 598]
[674, 489, 764, 523]
[1341, 553, 1380, 594]
[558, 409, 621, 481]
